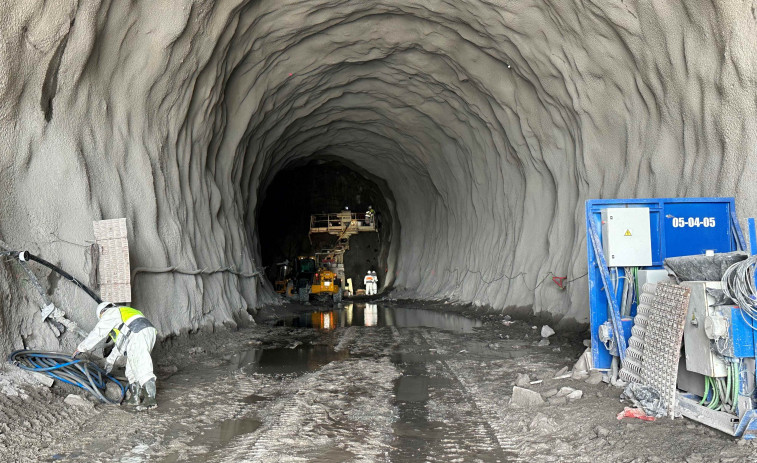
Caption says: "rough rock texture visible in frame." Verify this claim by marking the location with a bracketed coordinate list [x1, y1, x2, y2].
[1, 1, 757, 352]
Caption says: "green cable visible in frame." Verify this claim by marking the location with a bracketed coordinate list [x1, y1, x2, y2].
[708, 378, 720, 410]
[699, 376, 710, 406]
[706, 377, 717, 409]
[733, 362, 740, 406]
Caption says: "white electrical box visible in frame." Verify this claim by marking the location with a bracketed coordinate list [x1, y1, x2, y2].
[601, 208, 652, 267]
[681, 281, 728, 378]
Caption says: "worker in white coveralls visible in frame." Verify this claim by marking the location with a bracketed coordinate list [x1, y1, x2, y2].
[73, 302, 158, 411]
[372, 271, 379, 294]
[364, 271, 374, 295]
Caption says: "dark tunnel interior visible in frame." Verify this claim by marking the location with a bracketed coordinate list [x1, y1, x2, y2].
[257, 160, 392, 292]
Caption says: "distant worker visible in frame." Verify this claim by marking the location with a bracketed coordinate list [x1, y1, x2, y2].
[338, 206, 353, 227]
[364, 271, 375, 295]
[365, 206, 373, 226]
[73, 302, 158, 411]
[372, 270, 379, 294]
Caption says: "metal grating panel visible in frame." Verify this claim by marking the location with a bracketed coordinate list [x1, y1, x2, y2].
[640, 282, 691, 418]
[619, 285, 657, 385]
[93, 218, 131, 303]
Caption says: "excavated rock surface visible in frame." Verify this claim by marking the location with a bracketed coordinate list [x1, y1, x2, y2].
[1, 1, 756, 351]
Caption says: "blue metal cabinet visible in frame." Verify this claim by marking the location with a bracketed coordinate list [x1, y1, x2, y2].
[586, 198, 745, 369]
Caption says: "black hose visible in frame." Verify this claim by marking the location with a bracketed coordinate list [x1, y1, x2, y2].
[18, 251, 102, 304]
[9, 350, 125, 404]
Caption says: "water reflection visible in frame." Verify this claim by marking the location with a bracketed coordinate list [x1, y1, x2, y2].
[229, 346, 349, 374]
[279, 304, 482, 333]
[365, 303, 378, 327]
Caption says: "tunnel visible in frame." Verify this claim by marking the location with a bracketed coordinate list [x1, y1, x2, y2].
[1, 0, 757, 355]
[4, 2, 757, 460]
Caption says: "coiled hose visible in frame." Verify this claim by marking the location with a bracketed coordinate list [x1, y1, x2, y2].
[9, 350, 125, 404]
[722, 255, 757, 323]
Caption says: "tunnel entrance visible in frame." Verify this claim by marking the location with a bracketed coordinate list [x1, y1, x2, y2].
[257, 160, 391, 295]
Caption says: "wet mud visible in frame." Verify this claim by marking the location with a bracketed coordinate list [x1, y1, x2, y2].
[3, 300, 757, 462]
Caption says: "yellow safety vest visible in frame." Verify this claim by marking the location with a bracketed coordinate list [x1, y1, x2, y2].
[108, 306, 144, 344]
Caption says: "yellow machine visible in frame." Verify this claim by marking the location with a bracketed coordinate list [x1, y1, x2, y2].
[273, 262, 291, 295]
[310, 267, 343, 303]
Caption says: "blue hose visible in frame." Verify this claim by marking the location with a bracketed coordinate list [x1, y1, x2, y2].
[9, 350, 125, 404]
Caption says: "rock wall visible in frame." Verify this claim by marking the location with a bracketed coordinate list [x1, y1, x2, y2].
[1, 0, 756, 350]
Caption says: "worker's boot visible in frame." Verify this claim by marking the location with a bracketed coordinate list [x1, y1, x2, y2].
[136, 379, 157, 411]
[125, 383, 141, 406]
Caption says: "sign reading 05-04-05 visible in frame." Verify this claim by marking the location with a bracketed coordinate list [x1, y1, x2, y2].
[670, 217, 717, 228]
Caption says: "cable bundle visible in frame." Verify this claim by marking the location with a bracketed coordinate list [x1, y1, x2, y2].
[721, 255, 757, 322]
[9, 350, 125, 404]
[699, 363, 740, 413]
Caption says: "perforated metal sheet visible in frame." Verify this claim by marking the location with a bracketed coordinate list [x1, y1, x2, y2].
[93, 218, 131, 303]
[619, 285, 657, 385]
[640, 282, 691, 418]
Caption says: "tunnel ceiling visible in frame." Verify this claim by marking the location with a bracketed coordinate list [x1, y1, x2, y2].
[1, 0, 756, 351]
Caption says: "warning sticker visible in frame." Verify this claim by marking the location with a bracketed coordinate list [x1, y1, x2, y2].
[624, 229, 632, 236]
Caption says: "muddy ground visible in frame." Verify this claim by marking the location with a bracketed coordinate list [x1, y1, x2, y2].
[1, 299, 756, 462]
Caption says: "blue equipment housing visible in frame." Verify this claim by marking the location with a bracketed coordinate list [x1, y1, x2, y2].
[586, 197, 757, 439]
[586, 197, 746, 370]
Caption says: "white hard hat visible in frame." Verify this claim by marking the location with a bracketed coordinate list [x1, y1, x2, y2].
[96, 301, 115, 317]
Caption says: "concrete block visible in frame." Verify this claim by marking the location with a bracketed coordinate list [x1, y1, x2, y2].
[514, 373, 531, 387]
[30, 372, 54, 387]
[571, 370, 589, 380]
[542, 388, 558, 398]
[509, 386, 544, 408]
[585, 370, 604, 385]
[553, 366, 569, 378]
[64, 394, 94, 409]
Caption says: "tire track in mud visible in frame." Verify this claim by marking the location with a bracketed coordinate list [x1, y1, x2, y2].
[418, 330, 527, 460]
[389, 328, 514, 463]
[0, 383, 103, 463]
[218, 353, 400, 462]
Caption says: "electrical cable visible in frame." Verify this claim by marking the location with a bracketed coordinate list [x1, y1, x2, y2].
[15, 251, 102, 304]
[722, 255, 757, 323]
[699, 376, 710, 406]
[452, 267, 588, 291]
[9, 350, 125, 404]
[708, 377, 720, 410]
[719, 377, 730, 413]
[131, 265, 263, 280]
[732, 362, 740, 411]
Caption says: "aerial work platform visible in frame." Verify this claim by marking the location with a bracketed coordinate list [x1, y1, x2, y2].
[309, 212, 376, 237]
[309, 211, 377, 282]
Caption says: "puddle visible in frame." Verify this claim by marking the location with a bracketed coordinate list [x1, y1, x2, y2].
[277, 303, 482, 333]
[396, 375, 430, 402]
[240, 394, 269, 404]
[229, 345, 350, 375]
[202, 417, 262, 446]
[161, 417, 261, 463]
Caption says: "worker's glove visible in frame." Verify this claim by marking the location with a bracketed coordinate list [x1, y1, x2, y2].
[104, 360, 114, 375]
